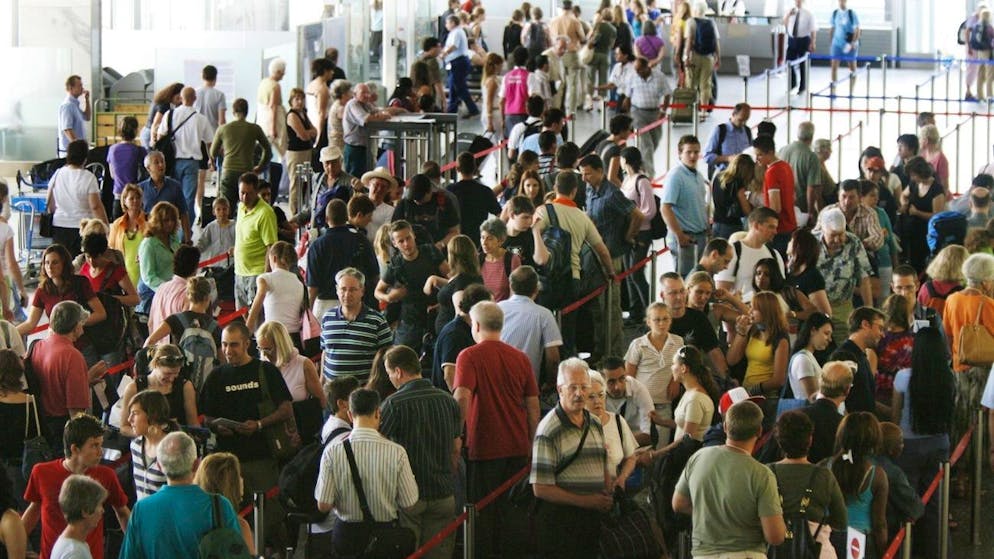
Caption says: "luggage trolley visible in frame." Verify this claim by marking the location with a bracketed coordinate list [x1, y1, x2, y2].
[11, 196, 51, 285]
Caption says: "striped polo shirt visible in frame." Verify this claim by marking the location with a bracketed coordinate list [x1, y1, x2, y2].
[531, 406, 608, 495]
[320, 305, 393, 380]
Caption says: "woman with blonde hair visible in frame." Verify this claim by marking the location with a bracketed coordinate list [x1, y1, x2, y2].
[481, 53, 505, 141]
[109, 184, 146, 288]
[728, 291, 790, 416]
[195, 453, 255, 556]
[247, 241, 306, 348]
[917, 124, 949, 193]
[137, 201, 181, 310]
[712, 153, 756, 238]
[256, 320, 325, 442]
[426, 235, 483, 332]
[118, 344, 198, 437]
[918, 243, 968, 314]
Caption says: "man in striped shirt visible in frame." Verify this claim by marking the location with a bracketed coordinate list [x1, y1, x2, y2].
[320, 267, 393, 382]
[381, 346, 461, 559]
[315, 389, 419, 557]
[532, 358, 613, 558]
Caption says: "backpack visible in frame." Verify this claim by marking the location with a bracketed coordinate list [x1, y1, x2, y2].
[713, 173, 745, 224]
[198, 494, 252, 559]
[278, 425, 350, 523]
[312, 180, 352, 231]
[692, 18, 717, 55]
[707, 123, 753, 179]
[922, 280, 964, 316]
[635, 175, 667, 240]
[536, 204, 574, 310]
[77, 274, 127, 355]
[969, 21, 991, 51]
[520, 120, 543, 147]
[767, 465, 825, 559]
[832, 9, 856, 43]
[526, 21, 546, 57]
[732, 240, 785, 278]
[926, 211, 968, 256]
[959, 19, 970, 45]
[175, 313, 220, 392]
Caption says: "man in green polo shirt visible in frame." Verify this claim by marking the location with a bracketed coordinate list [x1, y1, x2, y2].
[209, 98, 271, 211]
[234, 172, 278, 309]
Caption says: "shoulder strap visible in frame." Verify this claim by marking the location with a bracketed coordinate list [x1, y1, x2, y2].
[323, 426, 351, 446]
[716, 124, 728, 156]
[545, 203, 561, 229]
[256, 361, 272, 404]
[343, 438, 375, 524]
[172, 111, 197, 136]
[614, 412, 623, 443]
[732, 240, 743, 276]
[503, 250, 513, 278]
[555, 410, 592, 476]
[211, 493, 221, 530]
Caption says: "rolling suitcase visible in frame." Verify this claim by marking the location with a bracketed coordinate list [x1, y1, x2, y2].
[669, 87, 697, 124]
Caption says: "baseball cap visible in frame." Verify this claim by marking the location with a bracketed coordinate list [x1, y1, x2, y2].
[718, 386, 766, 416]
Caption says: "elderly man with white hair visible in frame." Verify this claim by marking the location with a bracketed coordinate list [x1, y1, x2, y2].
[342, 82, 398, 177]
[121, 432, 244, 559]
[257, 58, 287, 158]
[778, 121, 824, 221]
[815, 207, 873, 345]
[531, 357, 613, 558]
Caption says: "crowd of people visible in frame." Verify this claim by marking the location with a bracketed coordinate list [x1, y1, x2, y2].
[12, 1, 994, 559]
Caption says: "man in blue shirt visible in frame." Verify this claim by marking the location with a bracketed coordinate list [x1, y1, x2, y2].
[661, 135, 709, 276]
[829, 0, 860, 82]
[120, 432, 243, 559]
[702, 103, 752, 177]
[581, 153, 642, 363]
[441, 15, 479, 116]
[58, 75, 90, 156]
[139, 151, 192, 242]
[307, 199, 378, 318]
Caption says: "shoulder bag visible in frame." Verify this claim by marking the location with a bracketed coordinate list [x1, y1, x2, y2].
[958, 300, 994, 367]
[342, 438, 416, 559]
[256, 361, 302, 461]
[22, 393, 58, 479]
[768, 464, 826, 559]
[508, 409, 592, 509]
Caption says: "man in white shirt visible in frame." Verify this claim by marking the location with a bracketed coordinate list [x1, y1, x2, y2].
[158, 87, 214, 223]
[715, 207, 785, 298]
[603, 358, 654, 446]
[783, 0, 817, 94]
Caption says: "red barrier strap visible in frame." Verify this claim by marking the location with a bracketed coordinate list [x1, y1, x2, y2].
[198, 253, 230, 268]
[218, 307, 249, 326]
[881, 525, 906, 559]
[239, 485, 281, 517]
[561, 247, 669, 316]
[440, 140, 509, 172]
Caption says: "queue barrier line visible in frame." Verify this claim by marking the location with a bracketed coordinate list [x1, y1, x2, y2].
[439, 139, 509, 173]
[880, 424, 975, 559]
[560, 246, 670, 316]
[239, 485, 281, 518]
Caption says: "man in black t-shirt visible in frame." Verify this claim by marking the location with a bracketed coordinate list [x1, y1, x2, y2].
[199, 322, 293, 547]
[596, 114, 634, 186]
[660, 272, 729, 376]
[376, 220, 450, 351]
[432, 284, 493, 390]
[504, 196, 539, 267]
[448, 152, 502, 250]
[392, 174, 461, 250]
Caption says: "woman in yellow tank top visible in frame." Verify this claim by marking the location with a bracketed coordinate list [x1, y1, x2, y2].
[728, 291, 790, 408]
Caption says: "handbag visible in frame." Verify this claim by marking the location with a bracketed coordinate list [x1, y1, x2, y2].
[635, 175, 667, 240]
[579, 44, 595, 65]
[256, 362, 302, 461]
[298, 281, 321, 357]
[153, 109, 196, 176]
[599, 494, 664, 559]
[508, 409, 591, 508]
[776, 354, 811, 418]
[958, 301, 994, 367]
[22, 394, 58, 479]
[342, 438, 416, 559]
[39, 212, 53, 238]
[768, 465, 825, 559]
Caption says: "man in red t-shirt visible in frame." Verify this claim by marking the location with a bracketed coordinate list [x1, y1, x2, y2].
[453, 301, 540, 557]
[753, 135, 797, 254]
[22, 415, 130, 559]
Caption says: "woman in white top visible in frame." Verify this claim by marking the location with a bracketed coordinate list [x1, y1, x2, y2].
[47, 140, 109, 257]
[50, 475, 107, 559]
[625, 302, 684, 445]
[327, 80, 353, 153]
[247, 240, 305, 343]
[787, 312, 833, 401]
[256, 320, 325, 443]
[481, 53, 504, 142]
[586, 370, 638, 491]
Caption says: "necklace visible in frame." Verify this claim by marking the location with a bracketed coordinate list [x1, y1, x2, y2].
[725, 443, 750, 455]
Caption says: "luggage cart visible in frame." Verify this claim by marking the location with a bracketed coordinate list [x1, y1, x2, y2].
[11, 196, 51, 286]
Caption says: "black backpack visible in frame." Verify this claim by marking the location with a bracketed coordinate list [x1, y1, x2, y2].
[707, 123, 753, 179]
[635, 175, 667, 240]
[77, 275, 127, 355]
[713, 173, 745, 224]
[970, 21, 991, 51]
[692, 18, 718, 55]
[731, 240, 785, 277]
[536, 204, 574, 310]
[198, 494, 252, 559]
[526, 21, 546, 57]
[768, 465, 825, 559]
[277, 426, 350, 523]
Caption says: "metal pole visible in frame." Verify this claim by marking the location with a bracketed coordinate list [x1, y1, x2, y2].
[743, 76, 748, 104]
[955, 124, 961, 197]
[666, 119, 672, 171]
[902, 521, 913, 559]
[866, 62, 871, 105]
[569, 114, 576, 143]
[879, 108, 885, 147]
[765, 69, 771, 118]
[973, 408, 984, 545]
[848, 82, 854, 130]
[692, 102, 699, 139]
[464, 503, 477, 559]
[915, 84, 920, 119]
[786, 70, 793, 144]
[650, 253, 658, 304]
[858, 121, 863, 156]
[940, 461, 951, 559]
[946, 65, 952, 118]
[881, 55, 888, 105]
[931, 76, 936, 114]
[836, 135, 843, 181]
[972, 112, 978, 187]
[805, 56, 812, 110]
[253, 491, 265, 559]
[497, 147, 504, 185]
[896, 95, 903, 136]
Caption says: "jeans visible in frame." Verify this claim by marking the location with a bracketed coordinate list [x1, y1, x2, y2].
[535, 501, 603, 559]
[667, 231, 708, 277]
[173, 158, 200, 222]
[446, 56, 478, 114]
[504, 114, 526, 140]
[625, 232, 653, 320]
[786, 36, 812, 91]
[712, 221, 743, 241]
[51, 225, 81, 257]
[344, 143, 368, 178]
[235, 274, 258, 310]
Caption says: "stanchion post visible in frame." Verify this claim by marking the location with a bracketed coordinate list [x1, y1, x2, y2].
[569, 114, 576, 143]
[805, 57, 812, 110]
[650, 254, 658, 311]
[253, 491, 265, 559]
[878, 108, 885, 147]
[940, 461, 951, 559]
[765, 69, 771, 117]
[848, 77, 854, 130]
[692, 102, 699, 138]
[836, 135, 843, 181]
[954, 124, 961, 197]
[497, 148, 504, 186]
[915, 84, 921, 118]
[858, 121, 863, 155]
[601, 99, 608, 130]
[946, 64, 952, 117]
[902, 521, 913, 559]
[931, 75, 936, 114]
[973, 408, 984, 545]
[881, 55, 888, 104]
[665, 119, 672, 171]
[743, 76, 748, 103]
[971, 112, 977, 187]
[896, 95, 903, 135]
[464, 503, 477, 559]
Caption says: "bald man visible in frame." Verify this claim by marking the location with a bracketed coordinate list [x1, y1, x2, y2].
[158, 86, 214, 221]
[801, 360, 853, 463]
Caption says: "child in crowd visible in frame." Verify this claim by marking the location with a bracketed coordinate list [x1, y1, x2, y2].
[195, 197, 235, 266]
[875, 422, 925, 542]
[503, 196, 539, 268]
